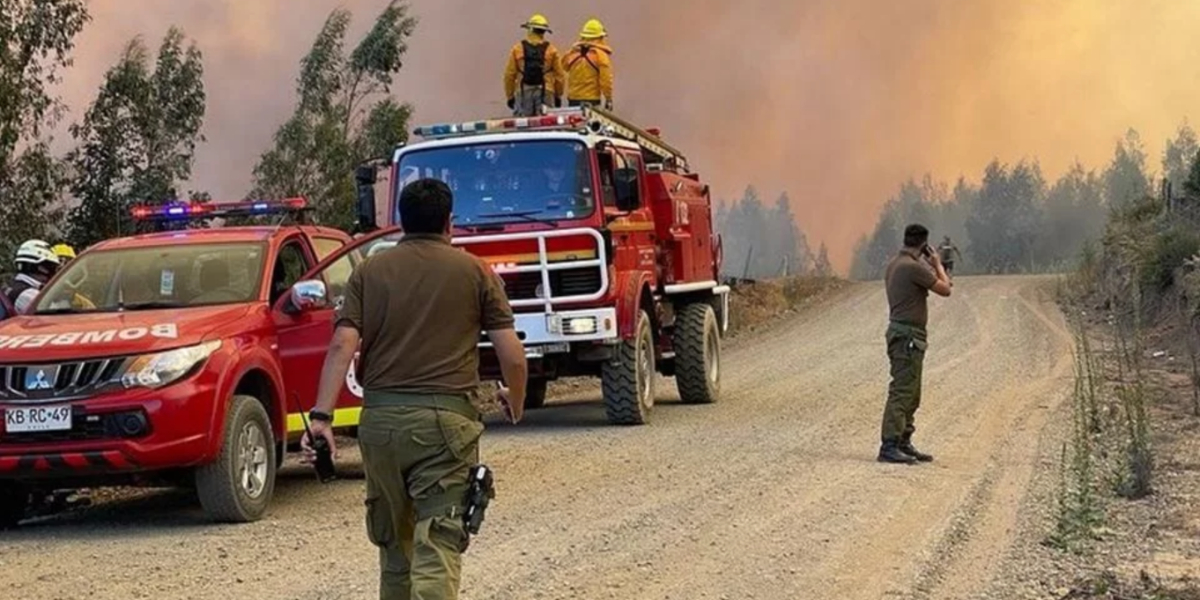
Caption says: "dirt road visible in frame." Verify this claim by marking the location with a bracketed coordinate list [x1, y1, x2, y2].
[0, 275, 1074, 600]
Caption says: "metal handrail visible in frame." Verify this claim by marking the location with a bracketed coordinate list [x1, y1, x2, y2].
[452, 227, 609, 312]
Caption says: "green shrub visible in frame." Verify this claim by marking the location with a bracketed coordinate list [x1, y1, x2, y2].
[1139, 227, 1200, 292]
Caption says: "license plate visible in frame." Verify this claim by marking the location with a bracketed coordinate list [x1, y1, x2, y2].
[543, 342, 570, 354]
[5, 404, 72, 433]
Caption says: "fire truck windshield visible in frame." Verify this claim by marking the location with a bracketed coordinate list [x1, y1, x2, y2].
[33, 243, 267, 314]
[394, 139, 594, 227]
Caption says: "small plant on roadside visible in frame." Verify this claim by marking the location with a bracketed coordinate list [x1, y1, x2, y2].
[1110, 307, 1154, 500]
[1048, 315, 1107, 552]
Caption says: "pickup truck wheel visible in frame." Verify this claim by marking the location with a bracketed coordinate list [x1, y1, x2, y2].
[0, 483, 31, 529]
[674, 302, 721, 404]
[195, 395, 276, 523]
[602, 309, 655, 425]
[525, 378, 548, 410]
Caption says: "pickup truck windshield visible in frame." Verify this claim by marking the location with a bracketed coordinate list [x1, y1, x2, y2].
[394, 139, 595, 227]
[34, 242, 267, 314]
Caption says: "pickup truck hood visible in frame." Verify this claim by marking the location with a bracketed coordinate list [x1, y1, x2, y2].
[0, 305, 252, 362]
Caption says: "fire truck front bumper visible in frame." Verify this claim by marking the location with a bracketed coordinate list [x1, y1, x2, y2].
[483, 307, 619, 356]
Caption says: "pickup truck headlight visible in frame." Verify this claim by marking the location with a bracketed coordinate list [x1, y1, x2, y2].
[121, 340, 221, 389]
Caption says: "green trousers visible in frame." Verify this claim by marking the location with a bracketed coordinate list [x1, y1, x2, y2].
[358, 401, 484, 600]
[880, 322, 927, 443]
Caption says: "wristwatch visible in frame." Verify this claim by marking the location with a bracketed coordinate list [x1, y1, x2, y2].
[309, 409, 332, 424]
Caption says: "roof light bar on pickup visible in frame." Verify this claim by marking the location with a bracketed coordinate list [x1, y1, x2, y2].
[131, 198, 308, 221]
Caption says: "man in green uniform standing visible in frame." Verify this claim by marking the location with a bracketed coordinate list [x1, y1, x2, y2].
[878, 224, 952, 465]
[304, 178, 529, 599]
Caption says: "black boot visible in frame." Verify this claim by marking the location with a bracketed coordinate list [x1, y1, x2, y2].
[899, 437, 934, 462]
[878, 441, 917, 464]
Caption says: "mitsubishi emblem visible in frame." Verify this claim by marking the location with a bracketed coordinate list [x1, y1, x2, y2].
[25, 368, 54, 391]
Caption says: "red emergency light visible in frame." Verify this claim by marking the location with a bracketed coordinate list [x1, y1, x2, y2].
[131, 198, 308, 221]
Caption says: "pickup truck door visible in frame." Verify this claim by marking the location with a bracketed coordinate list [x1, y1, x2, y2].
[273, 228, 402, 438]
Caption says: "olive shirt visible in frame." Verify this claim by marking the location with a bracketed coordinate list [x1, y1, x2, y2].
[334, 233, 515, 394]
[884, 247, 938, 327]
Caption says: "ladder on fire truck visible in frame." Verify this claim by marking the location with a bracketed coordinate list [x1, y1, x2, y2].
[564, 106, 690, 173]
[412, 105, 691, 173]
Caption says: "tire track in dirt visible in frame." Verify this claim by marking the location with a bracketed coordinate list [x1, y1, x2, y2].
[911, 277, 1076, 600]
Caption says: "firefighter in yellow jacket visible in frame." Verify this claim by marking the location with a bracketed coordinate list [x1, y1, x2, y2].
[563, 18, 614, 110]
[504, 14, 565, 117]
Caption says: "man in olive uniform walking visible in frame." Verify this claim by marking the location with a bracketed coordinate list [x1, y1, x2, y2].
[878, 224, 952, 464]
[304, 178, 529, 599]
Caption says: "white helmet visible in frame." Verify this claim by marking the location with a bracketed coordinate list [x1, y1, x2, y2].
[15, 240, 60, 268]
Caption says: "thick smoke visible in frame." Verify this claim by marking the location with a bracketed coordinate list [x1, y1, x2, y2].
[58, 0, 1200, 270]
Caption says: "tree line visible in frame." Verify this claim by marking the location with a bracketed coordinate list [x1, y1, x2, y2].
[715, 187, 832, 280]
[849, 125, 1200, 280]
[0, 0, 416, 273]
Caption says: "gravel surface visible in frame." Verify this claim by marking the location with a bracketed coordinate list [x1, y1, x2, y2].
[0, 275, 1080, 600]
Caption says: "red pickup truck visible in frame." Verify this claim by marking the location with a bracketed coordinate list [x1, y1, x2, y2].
[0, 199, 371, 526]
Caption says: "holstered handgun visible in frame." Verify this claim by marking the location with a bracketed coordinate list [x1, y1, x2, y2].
[463, 464, 495, 536]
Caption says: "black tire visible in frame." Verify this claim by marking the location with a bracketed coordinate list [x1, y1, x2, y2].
[0, 483, 31, 529]
[674, 302, 721, 404]
[602, 309, 656, 425]
[195, 395, 277, 523]
[525, 378, 549, 410]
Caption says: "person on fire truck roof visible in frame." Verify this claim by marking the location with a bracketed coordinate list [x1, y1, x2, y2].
[504, 13, 566, 117]
[2, 239, 61, 315]
[563, 18, 614, 110]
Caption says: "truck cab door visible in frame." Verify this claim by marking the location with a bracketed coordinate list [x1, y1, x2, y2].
[273, 229, 403, 439]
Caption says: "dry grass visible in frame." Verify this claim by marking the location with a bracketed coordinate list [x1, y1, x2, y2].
[726, 276, 849, 335]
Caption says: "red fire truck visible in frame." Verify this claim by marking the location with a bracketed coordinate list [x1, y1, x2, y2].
[350, 106, 729, 424]
[0, 200, 371, 526]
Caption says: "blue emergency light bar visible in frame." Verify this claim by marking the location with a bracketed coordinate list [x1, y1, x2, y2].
[131, 197, 308, 221]
[413, 112, 587, 138]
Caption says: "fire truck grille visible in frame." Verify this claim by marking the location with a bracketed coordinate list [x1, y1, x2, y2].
[502, 268, 603, 301]
[0, 357, 127, 402]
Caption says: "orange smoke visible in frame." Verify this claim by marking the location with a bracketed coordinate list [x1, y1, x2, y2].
[56, 0, 1200, 272]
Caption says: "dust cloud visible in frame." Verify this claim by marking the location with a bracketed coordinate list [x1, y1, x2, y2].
[59, 0, 1200, 271]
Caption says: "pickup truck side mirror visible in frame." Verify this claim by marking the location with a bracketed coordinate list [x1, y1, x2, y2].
[614, 167, 641, 212]
[287, 279, 329, 314]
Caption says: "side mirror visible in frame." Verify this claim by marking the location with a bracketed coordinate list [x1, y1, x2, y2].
[289, 279, 329, 313]
[355, 165, 379, 234]
[614, 167, 641, 211]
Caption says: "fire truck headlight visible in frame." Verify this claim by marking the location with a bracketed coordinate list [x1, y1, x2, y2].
[122, 340, 222, 389]
[564, 317, 598, 335]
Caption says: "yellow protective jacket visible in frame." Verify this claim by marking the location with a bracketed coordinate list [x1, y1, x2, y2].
[562, 40, 613, 103]
[504, 35, 565, 101]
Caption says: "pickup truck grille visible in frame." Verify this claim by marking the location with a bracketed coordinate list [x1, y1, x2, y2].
[502, 268, 603, 301]
[0, 357, 127, 402]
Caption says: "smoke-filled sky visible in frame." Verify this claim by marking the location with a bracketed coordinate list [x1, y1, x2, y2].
[54, 0, 1200, 271]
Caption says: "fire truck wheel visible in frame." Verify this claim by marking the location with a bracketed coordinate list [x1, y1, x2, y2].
[674, 302, 721, 404]
[525, 378, 549, 410]
[195, 395, 277, 523]
[0, 482, 32, 529]
[602, 309, 656, 425]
